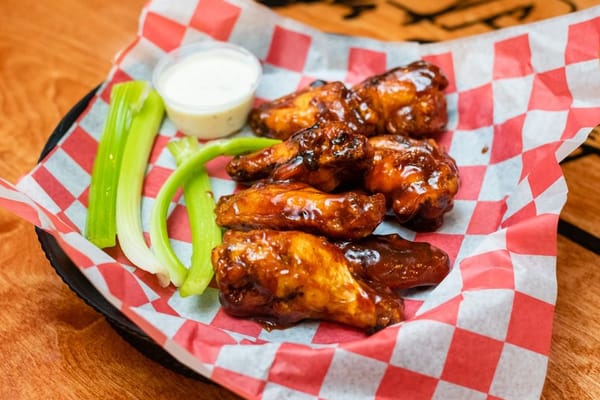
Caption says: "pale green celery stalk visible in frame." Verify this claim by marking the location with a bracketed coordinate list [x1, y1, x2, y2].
[86, 81, 148, 248]
[167, 136, 221, 296]
[150, 137, 281, 288]
[115, 86, 170, 286]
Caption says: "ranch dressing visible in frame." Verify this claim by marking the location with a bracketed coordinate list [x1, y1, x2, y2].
[153, 42, 262, 139]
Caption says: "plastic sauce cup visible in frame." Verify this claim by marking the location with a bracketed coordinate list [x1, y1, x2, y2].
[152, 41, 262, 139]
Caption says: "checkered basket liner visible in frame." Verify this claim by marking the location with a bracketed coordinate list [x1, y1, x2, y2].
[1, 0, 599, 398]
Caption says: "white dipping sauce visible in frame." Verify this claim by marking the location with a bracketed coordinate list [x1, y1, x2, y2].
[153, 42, 262, 139]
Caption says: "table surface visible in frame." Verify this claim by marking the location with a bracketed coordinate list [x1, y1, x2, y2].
[1, 0, 599, 399]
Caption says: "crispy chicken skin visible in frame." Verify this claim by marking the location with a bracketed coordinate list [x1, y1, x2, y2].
[249, 81, 375, 140]
[336, 234, 450, 290]
[215, 181, 387, 240]
[212, 229, 403, 332]
[352, 60, 449, 137]
[364, 135, 459, 231]
[226, 121, 369, 192]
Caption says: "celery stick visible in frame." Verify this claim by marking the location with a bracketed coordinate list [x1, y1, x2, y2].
[86, 81, 148, 248]
[151, 137, 280, 288]
[115, 87, 170, 286]
[167, 137, 221, 296]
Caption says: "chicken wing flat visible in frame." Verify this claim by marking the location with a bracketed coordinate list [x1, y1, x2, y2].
[336, 234, 450, 290]
[249, 61, 448, 140]
[364, 135, 459, 231]
[215, 181, 386, 240]
[226, 121, 368, 192]
[212, 229, 403, 332]
[352, 60, 449, 137]
[248, 81, 376, 140]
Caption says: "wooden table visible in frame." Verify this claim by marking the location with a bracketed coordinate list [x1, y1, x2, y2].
[0, 1, 598, 399]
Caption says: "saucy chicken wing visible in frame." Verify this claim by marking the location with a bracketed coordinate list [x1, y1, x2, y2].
[336, 234, 450, 290]
[226, 121, 368, 192]
[249, 60, 448, 140]
[364, 135, 459, 231]
[352, 60, 449, 137]
[249, 80, 375, 140]
[212, 229, 403, 332]
[215, 181, 386, 240]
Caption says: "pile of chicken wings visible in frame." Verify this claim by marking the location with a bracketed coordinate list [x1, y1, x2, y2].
[210, 60, 460, 333]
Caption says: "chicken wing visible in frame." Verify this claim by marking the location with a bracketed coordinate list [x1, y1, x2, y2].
[353, 60, 449, 137]
[248, 80, 376, 140]
[364, 135, 459, 231]
[215, 181, 386, 240]
[249, 61, 448, 140]
[336, 234, 450, 290]
[226, 121, 368, 192]
[212, 229, 403, 332]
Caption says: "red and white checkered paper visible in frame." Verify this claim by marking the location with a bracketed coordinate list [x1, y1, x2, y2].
[2, 0, 600, 398]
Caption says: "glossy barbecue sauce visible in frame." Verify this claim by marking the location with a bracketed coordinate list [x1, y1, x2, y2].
[212, 230, 404, 333]
[365, 135, 460, 231]
[336, 234, 450, 290]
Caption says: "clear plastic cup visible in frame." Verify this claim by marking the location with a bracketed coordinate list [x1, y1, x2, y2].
[152, 41, 262, 139]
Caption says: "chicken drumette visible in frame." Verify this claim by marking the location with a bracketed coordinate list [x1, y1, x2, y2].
[364, 135, 460, 231]
[352, 60, 449, 137]
[226, 121, 368, 192]
[249, 80, 375, 140]
[336, 234, 450, 290]
[212, 229, 403, 332]
[215, 181, 386, 240]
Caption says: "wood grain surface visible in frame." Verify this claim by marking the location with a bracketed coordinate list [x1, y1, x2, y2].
[0, 1, 598, 399]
